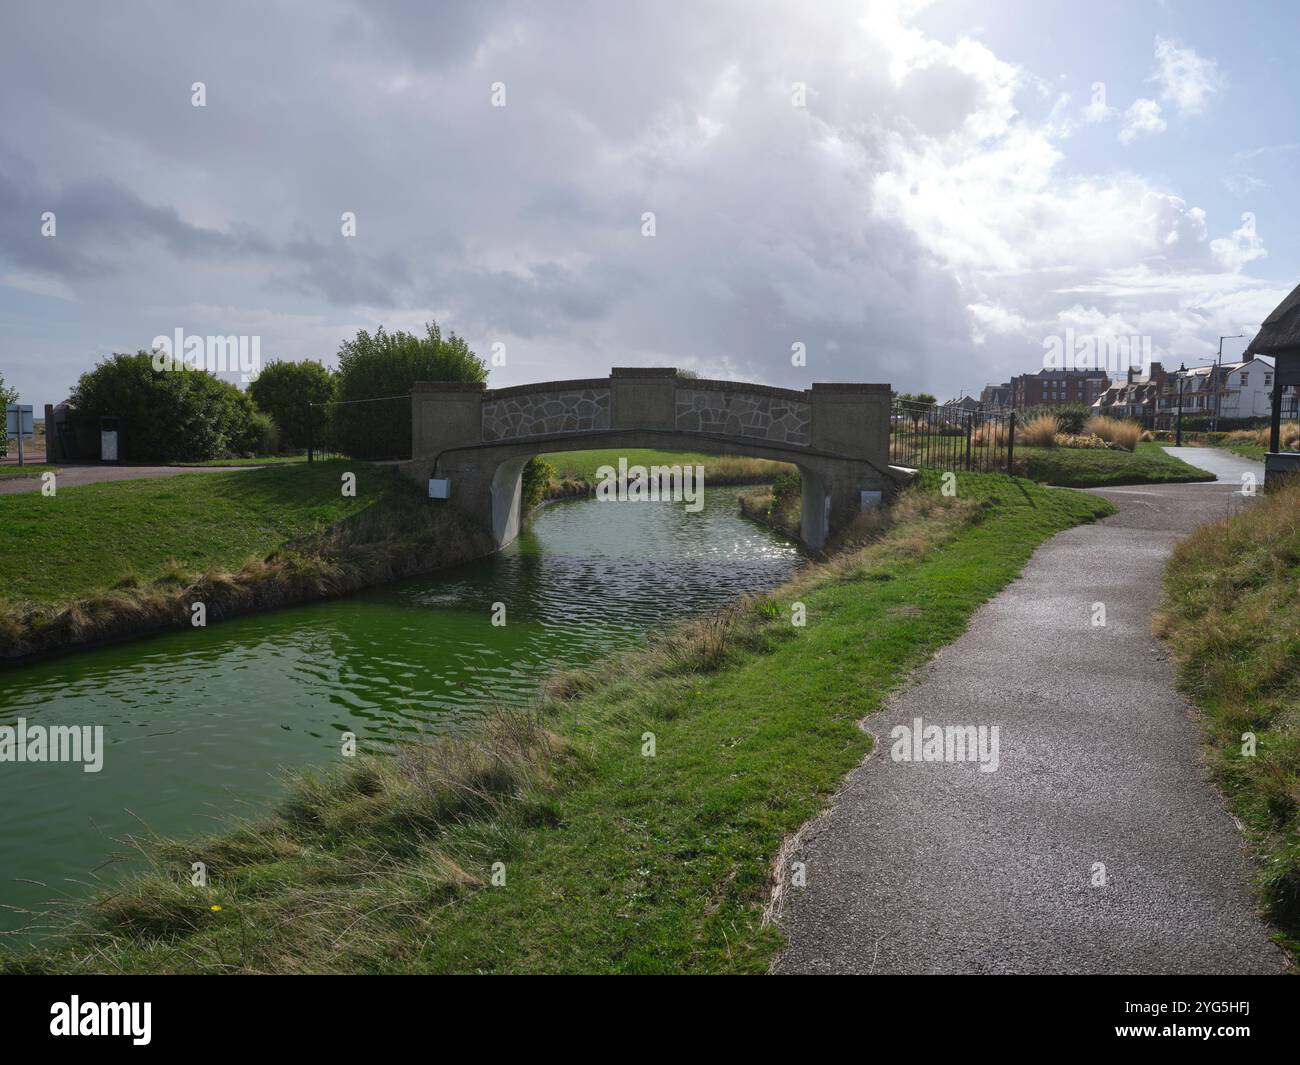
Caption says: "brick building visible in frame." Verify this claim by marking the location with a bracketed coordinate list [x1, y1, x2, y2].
[980, 382, 1011, 409]
[1010, 369, 1111, 411]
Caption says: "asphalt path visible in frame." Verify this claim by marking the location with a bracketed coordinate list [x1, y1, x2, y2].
[775, 449, 1285, 974]
[0, 464, 258, 495]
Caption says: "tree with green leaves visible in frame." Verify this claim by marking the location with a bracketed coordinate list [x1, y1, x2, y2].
[249, 359, 335, 449]
[70, 352, 270, 462]
[331, 323, 487, 459]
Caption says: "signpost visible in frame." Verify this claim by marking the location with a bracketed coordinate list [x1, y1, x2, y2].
[4, 403, 34, 466]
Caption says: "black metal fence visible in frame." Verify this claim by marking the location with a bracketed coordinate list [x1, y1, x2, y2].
[306, 394, 413, 462]
[890, 402, 1017, 474]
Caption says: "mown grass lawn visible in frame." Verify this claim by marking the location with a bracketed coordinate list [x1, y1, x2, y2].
[1015, 440, 1213, 487]
[13, 470, 1114, 974]
[0, 460, 388, 605]
[169, 454, 309, 467]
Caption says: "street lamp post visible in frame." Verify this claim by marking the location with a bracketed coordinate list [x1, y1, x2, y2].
[1212, 333, 1246, 432]
[1175, 363, 1187, 446]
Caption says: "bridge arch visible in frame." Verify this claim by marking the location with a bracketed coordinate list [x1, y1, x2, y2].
[402, 368, 899, 551]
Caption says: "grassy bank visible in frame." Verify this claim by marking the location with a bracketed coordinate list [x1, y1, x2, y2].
[1220, 441, 1267, 462]
[541, 448, 791, 488]
[1155, 480, 1300, 956]
[0, 462, 493, 660]
[1014, 441, 1213, 487]
[10, 470, 1113, 973]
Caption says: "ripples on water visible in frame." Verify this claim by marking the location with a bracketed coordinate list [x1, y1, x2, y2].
[0, 487, 801, 936]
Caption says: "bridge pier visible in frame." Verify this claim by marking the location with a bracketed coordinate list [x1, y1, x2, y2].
[402, 369, 900, 552]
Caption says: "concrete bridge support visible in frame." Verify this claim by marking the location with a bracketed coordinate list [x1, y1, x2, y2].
[402, 368, 898, 551]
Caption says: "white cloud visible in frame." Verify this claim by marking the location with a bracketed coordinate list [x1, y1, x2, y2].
[1150, 36, 1225, 116]
[0, 1, 1280, 406]
[1211, 213, 1268, 272]
[1118, 98, 1167, 144]
[968, 301, 1027, 343]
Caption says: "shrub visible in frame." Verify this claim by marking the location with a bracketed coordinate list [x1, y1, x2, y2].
[248, 360, 335, 449]
[235, 409, 281, 456]
[1054, 432, 1108, 449]
[1178, 416, 1273, 433]
[1019, 414, 1060, 447]
[972, 421, 1008, 448]
[1085, 415, 1140, 451]
[521, 457, 555, 510]
[770, 471, 801, 513]
[69, 352, 263, 462]
[1226, 423, 1300, 450]
[333, 323, 487, 460]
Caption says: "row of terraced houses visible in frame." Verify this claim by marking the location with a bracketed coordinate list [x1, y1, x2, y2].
[963, 353, 1298, 427]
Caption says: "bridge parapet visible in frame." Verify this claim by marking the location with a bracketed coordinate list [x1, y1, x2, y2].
[675, 380, 811, 445]
[415, 367, 887, 450]
[482, 379, 611, 441]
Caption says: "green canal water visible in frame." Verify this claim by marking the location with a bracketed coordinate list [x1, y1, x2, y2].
[0, 487, 800, 942]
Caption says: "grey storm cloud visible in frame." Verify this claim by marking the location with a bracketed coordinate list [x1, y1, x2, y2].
[0, 0, 991, 405]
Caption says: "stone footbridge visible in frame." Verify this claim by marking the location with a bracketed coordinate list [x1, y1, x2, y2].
[402, 367, 900, 550]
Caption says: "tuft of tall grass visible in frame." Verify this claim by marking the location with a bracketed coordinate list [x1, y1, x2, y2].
[1018, 414, 1060, 448]
[17, 709, 568, 972]
[1084, 415, 1140, 451]
[972, 422, 1008, 448]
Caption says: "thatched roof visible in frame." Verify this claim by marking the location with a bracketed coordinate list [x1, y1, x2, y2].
[1246, 281, 1300, 356]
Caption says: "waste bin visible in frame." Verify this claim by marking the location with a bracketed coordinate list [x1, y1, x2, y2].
[100, 416, 120, 463]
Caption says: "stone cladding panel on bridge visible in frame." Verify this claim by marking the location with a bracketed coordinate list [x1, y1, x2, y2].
[482, 387, 611, 441]
[674, 387, 811, 446]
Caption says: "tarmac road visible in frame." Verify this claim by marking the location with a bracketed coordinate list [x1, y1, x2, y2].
[0, 463, 257, 495]
[774, 449, 1286, 974]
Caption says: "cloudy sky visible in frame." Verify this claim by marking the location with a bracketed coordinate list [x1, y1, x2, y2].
[1, 0, 1297, 409]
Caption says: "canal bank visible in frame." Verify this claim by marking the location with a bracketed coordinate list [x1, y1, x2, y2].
[0, 485, 800, 945]
[8, 471, 1115, 973]
[0, 462, 498, 665]
[1, 453, 786, 666]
